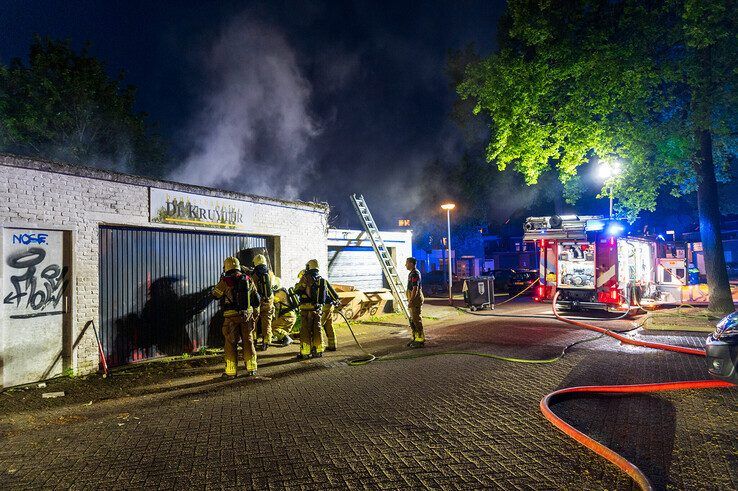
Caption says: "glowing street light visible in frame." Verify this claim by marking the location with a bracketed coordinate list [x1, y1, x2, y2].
[597, 158, 622, 219]
[441, 203, 455, 305]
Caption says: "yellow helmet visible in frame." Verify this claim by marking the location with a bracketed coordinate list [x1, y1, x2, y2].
[254, 254, 267, 266]
[306, 259, 319, 270]
[223, 256, 240, 272]
[272, 275, 281, 289]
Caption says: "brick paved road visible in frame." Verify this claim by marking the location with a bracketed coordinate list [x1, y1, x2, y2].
[0, 301, 736, 490]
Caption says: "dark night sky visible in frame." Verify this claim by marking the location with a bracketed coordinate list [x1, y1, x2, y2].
[1, 0, 508, 228]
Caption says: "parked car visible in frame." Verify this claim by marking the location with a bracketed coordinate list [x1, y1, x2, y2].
[489, 269, 538, 295]
[421, 270, 462, 296]
[509, 269, 538, 295]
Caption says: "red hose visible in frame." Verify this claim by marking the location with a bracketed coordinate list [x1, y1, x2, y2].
[551, 295, 705, 356]
[543, 293, 735, 490]
[541, 380, 734, 491]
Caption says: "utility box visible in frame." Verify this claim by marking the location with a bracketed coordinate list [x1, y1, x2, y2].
[463, 277, 494, 311]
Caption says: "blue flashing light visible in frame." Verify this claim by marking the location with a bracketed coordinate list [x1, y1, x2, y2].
[605, 222, 625, 237]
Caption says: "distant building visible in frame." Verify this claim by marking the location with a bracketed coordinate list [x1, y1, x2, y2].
[682, 217, 738, 279]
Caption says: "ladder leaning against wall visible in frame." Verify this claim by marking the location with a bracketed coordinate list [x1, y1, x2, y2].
[350, 194, 411, 321]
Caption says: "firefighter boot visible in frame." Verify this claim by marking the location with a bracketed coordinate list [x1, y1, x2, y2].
[222, 358, 237, 378]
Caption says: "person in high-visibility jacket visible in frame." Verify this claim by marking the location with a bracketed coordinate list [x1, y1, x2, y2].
[271, 282, 299, 346]
[320, 279, 341, 351]
[252, 254, 274, 351]
[294, 259, 327, 359]
[405, 257, 425, 347]
[212, 256, 261, 377]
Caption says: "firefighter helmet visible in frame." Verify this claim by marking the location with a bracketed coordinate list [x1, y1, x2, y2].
[254, 254, 267, 267]
[223, 256, 240, 272]
[306, 259, 319, 270]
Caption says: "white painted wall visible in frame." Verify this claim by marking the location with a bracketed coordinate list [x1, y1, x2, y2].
[327, 228, 413, 289]
[0, 155, 328, 381]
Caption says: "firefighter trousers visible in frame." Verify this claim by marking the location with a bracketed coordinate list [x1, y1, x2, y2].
[299, 308, 323, 356]
[321, 304, 337, 349]
[258, 298, 275, 343]
[272, 311, 297, 342]
[409, 295, 425, 343]
[222, 313, 257, 375]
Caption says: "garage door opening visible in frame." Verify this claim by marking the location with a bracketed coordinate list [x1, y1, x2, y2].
[99, 226, 272, 367]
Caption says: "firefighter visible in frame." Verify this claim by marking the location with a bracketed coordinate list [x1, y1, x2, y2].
[320, 279, 341, 351]
[271, 282, 299, 346]
[252, 254, 274, 351]
[405, 257, 425, 348]
[294, 259, 327, 359]
[212, 256, 260, 377]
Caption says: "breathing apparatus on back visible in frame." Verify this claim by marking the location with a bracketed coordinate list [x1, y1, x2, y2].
[300, 259, 327, 306]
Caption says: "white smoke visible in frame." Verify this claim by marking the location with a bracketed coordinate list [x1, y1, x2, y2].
[173, 16, 319, 199]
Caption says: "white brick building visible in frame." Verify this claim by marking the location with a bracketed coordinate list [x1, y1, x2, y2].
[0, 154, 329, 387]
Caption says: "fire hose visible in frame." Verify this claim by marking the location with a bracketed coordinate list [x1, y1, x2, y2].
[338, 308, 604, 367]
[544, 292, 735, 490]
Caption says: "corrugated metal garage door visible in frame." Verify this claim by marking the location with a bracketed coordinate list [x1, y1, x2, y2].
[327, 246, 386, 290]
[99, 226, 269, 367]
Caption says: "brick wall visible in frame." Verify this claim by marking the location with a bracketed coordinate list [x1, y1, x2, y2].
[0, 155, 328, 377]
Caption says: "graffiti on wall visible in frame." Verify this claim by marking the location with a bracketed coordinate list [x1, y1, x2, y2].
[3, 233, 69, 319]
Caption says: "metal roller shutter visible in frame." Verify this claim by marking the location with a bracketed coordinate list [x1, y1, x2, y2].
[99, 225, 270, 366]
[327, 246, 385, 290]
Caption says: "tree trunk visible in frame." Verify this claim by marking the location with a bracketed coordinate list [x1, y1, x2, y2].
[696, 129, 734, 315]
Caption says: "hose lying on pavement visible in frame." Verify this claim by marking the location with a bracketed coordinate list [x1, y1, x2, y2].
[544, 292, 735, 491]
[540, 379, 734, 491]
[494, 279, 539, 306]
[339, 307, 603, 366]
[551, 292, 705, 356]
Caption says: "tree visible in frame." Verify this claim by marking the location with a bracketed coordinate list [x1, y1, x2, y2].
[0, 36, 167, 176]
[459, 0, 738, 314]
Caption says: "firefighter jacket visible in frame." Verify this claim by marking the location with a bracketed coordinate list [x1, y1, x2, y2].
[252, 264, 274, 300]
[212, 271, 260, 317]
[326, 279, 340, 306]
[273, 287, 300, 318]
[294, 269, 327, 310]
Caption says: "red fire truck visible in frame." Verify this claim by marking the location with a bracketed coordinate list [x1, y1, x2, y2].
[523, 215, 691, 311]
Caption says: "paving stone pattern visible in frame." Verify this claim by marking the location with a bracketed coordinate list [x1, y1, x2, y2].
[0, 310, 736, 490]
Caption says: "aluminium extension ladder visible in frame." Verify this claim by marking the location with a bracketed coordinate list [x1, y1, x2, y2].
[350, 194, 411, 321]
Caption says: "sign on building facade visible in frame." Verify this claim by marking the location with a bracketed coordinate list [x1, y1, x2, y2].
[149, 188, 254, 230]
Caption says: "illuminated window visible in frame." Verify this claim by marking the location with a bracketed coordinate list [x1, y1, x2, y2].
[398, 219, 411, 227]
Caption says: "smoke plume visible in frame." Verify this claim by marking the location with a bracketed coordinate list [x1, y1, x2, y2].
[173, 16, 318, 199]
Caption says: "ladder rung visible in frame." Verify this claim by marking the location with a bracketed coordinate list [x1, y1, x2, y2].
[352, 193, 411, 321]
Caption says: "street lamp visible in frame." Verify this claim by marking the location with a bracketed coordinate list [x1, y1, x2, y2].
[597, 158, 622, 219]
[441, 203, 456, 305]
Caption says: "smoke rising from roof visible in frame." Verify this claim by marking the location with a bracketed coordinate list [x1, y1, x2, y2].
[172, 15, 319, 199]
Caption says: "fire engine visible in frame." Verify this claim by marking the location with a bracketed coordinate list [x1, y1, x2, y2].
[523, 215, 695, 311]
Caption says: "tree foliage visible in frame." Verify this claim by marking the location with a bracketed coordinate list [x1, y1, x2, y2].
[458, 0, 738, 220]
[0, 36, 167, 175]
